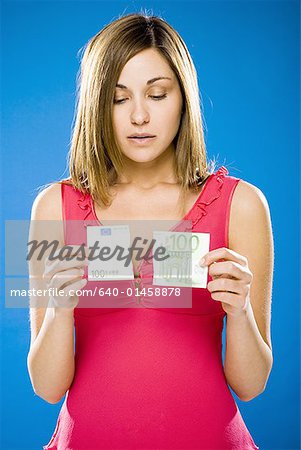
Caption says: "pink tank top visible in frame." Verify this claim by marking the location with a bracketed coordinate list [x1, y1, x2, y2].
[43, 166, 259, 449]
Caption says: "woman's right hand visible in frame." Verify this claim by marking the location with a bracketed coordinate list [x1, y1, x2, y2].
[43, 245, 89, 310]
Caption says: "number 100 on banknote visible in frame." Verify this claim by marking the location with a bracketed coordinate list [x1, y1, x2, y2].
[153, 231, 210, 289]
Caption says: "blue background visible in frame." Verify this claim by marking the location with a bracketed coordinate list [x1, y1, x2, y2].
[1, 1, 299, 449]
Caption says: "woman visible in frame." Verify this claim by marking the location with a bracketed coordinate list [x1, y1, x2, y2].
[27, 12, 274, 450]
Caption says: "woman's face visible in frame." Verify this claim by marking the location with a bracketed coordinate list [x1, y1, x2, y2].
[112, 48, 183, 163]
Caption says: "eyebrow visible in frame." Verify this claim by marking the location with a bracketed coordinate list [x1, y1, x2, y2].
[116, 76, 172, 90]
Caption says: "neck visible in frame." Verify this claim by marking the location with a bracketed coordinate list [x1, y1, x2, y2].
[116, 144, 178, 189]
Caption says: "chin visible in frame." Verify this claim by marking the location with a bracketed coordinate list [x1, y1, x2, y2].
[122, 149, 163, 162]
[127, 155, 159, 163]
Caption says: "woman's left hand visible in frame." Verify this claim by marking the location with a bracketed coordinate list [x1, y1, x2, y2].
[200, 247, 253, 317]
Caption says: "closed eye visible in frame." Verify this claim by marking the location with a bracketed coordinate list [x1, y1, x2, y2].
[113, 94, 167, 104]
[150, 94, 167, 100]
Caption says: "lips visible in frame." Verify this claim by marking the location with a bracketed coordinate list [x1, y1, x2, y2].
[129, 136, 155, 139]
[127, 134, 156, 145]
[128, 133, 156, 138]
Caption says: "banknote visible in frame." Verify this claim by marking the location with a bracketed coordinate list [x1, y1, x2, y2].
[86, 225, 134, 281]
[152, 231, 210, 288]
[86, 226, 210, 287]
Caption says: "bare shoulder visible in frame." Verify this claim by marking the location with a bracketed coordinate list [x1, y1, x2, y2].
[229, 179, 272, 237]
[231, 179, 270, 214]
[30, 181, 65, 257]
[31, 182, 63, 221]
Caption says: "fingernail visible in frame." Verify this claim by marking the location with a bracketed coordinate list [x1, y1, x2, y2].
[199, 257, 205, 266]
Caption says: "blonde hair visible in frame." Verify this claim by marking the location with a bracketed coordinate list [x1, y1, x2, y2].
[61, 12, 216, 216]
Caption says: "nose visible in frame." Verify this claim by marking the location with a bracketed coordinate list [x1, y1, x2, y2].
[130, 100, 150, 125]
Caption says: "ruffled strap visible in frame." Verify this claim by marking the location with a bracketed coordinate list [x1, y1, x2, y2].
[188, 165, 229, 228]
[75, 190, 94, 221]
[61, 182, 94, 222]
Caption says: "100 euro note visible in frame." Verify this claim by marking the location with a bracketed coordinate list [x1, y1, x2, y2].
[152, 231, 210, 288]
[87, 225, 134, 281]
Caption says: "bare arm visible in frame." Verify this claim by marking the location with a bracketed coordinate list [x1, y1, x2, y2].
[224, 180, 273, 400]
[27, 183, 86, 404]
[203, 180, 274, 401]
[28, 306, 75, 404]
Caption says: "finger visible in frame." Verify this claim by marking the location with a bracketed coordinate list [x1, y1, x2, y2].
[210, 291, 249, 313]
[44, 256, 89, 280]
[44, 245, 89, 266]
[45, 266, 84, 283]
[207, 278, 245, 295]
[52, 278, 88, 308]
[200, 247, 248, 267]
[210, 291, 244, 306]
[64, 277, 88, 298]
[49, 268, 85, 291]
[209, 261, 245, 280]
